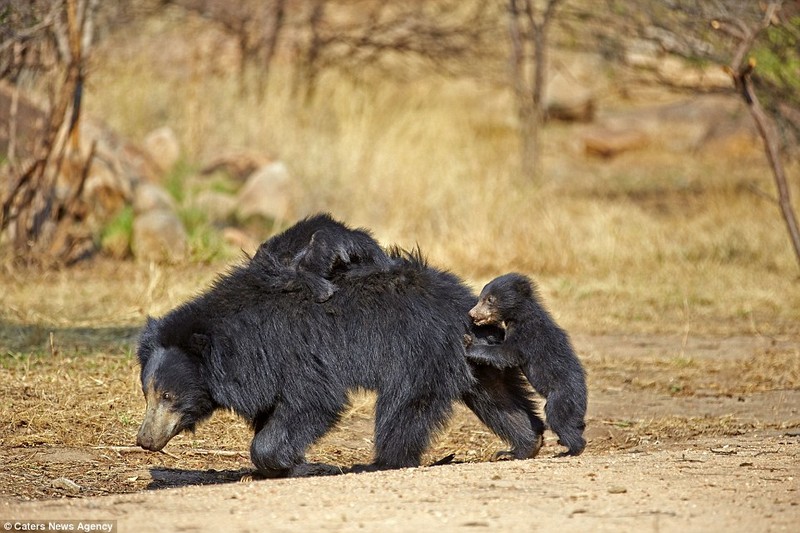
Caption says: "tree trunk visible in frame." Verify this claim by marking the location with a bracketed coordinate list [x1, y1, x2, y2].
[508, 0, 536, 180]
[721, 0, 800, 270]
[736, 62, 800, 269]
[508, 0, 561, 183]
[258, 0, 286, 99]
[0, 0, 95, 263]
[294, 0, 326, 104]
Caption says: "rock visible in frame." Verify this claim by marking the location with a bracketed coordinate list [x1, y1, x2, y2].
[133, 183, 176, 214]
[657, 57, 731, 91]
[80, 119, 160, 186]
[598, 95, 754, 153]
[143, 126, 180, 174]
[583, 128, 649, 158]
[235, 162, 292, 221]
[132, 209, 188, 263]
[201, 150, 273, 181]
[190, 190, 237, 223]
[222, 227, 259, 255]
[625, 39, 661, 69]
[52, 477, 81, 493]
[84, 159, 133, 220]
[101, 230, 131, 260]
[548, 97, 595, 123]
[545, 73, 595, 123]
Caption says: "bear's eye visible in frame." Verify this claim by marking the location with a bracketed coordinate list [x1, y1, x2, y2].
[162, 392, 173, 401]
[486, 295, 496, 305]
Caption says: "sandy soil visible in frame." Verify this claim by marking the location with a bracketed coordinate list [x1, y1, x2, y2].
[1, 333, 798, 532]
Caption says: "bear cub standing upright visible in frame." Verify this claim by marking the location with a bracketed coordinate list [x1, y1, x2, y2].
[466, 273, 587, 455]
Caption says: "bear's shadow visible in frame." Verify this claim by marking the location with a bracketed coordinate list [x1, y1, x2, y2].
[144, 457, 461, 489]
[145, 462, 347, 489]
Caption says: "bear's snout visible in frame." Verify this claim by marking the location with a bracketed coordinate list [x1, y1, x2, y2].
[136, 401, 181, 451]
[136, 431, 155, 451]
[136, 422, 172, 451]
[136, 422, 166, 451]
[469, 305, 488, 325]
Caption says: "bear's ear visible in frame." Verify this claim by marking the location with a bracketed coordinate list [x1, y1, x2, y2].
[137, 316, 159, 367]
[189, 333, 210, 356]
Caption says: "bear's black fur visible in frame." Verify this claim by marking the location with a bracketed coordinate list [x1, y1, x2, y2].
[137, 218, 544, 476]
[251, 213, 392, 303]
[466, 273, 588, 456]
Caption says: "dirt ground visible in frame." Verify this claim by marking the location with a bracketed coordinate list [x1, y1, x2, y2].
[1, 330, 798, 532]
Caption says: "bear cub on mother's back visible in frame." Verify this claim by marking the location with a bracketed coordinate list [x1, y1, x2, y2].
[466, 273, 588, 456]
[252, 213, 392, 303]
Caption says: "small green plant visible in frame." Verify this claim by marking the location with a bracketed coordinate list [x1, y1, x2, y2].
[99, 206, 134, 259]
[163, 158, 196, 204]
[207, 172, 239, 195]
[179, 206, 231, 263]
[670, 356, 695, 369]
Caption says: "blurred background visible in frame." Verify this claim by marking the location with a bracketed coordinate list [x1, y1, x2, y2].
[1, 0, 799, 334]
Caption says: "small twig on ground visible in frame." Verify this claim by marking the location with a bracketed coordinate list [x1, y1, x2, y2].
[93, 445, 247, 458]
[159, 449, 180, 460]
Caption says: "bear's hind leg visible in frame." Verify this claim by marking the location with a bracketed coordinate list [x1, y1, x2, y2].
[544, 389, 587, 456]
[367, 392, 454, 471]
[463, 366, 545, 459]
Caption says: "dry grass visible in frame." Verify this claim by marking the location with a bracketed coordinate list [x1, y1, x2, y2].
[589, 346, 800, 397]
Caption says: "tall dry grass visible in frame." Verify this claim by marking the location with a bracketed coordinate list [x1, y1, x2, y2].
[74, 12, 800, 336]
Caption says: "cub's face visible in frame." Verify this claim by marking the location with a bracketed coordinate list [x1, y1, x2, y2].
[469, 293, 503, 327]
[469, 273, 534, 327]
[136, 323, 215, 452]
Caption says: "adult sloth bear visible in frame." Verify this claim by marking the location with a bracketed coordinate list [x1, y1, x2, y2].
[136, 215, 543, 476]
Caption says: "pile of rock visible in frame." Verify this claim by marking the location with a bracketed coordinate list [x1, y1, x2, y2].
[111, 132, 295, 262]
[2, 80, 299, 263]
[82, 122, 191, 263]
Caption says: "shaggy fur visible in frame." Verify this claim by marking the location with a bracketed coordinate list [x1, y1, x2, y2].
[137, 217, 544, 476]
[252, 213, 392, 302]
[466, 273, 588, 456]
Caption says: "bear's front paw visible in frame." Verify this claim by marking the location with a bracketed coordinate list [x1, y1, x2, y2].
[491, 450, 517, 461]
[349, 463, 381, 474]
[251, 466, 291, 479]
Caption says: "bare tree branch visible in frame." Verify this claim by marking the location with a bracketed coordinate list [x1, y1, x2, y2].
[1, 0, 98, 263]
[721, 0, 800, 268]
[507, 0, 563, 181]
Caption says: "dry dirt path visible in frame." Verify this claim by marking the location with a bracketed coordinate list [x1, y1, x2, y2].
[3, 432, 798, 532]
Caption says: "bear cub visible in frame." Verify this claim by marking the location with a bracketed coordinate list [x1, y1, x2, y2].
[466, 273, 587, 456]
[253, 213, 392, 303]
